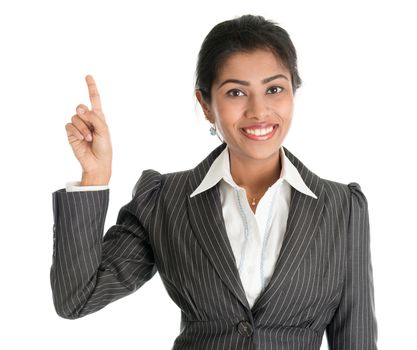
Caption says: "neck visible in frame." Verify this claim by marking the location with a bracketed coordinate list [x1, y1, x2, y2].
[228, 148, 282, 194]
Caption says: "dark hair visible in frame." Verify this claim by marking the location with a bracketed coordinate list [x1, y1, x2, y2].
[194, 14, 302, 104]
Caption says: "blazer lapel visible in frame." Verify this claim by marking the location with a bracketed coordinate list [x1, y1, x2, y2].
[187, 142, 250, 310]
[186, 142, 325, 314]
[251, 146, 325, 315]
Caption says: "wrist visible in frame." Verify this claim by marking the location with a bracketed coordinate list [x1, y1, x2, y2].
[81, 172, 111, 186]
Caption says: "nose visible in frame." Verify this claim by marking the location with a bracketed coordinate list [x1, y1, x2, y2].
[244, 93, 269, 120]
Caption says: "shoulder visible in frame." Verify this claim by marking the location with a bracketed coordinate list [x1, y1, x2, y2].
[283, 146, 368, 224]
[320, 177, 352, 200]
[321, 178, 367, 206]
[319, 177, 369, 230]
[317, 176, 368, 214]
[132, 168, 193, 199]
[132, 169, 164, 198]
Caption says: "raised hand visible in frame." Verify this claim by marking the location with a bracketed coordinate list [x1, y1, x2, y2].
[65, 75, 113, 186]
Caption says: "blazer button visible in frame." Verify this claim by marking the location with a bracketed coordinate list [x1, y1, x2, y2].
[237, 320, 253, 337]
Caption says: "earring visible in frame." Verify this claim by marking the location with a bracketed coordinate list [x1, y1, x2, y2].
[209, 123, 225, 143]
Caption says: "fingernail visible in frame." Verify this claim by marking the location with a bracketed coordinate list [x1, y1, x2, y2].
[77, 107, 85, 115]
[86, 134, 92, 141]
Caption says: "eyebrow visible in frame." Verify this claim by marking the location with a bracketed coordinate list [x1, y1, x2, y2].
[217, 74, 289, 89]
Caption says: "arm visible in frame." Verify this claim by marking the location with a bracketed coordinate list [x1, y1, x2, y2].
[326, 182, 378, 349]
[50, 169, 162, 319]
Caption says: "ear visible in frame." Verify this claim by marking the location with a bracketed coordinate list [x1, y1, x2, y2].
[195, 89, 214, 123]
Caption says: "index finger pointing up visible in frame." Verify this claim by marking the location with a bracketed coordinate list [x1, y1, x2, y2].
[85, 75, 103, 116]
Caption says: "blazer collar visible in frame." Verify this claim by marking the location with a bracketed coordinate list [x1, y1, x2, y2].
[189, 143, 318, 199]
[186, 142, 325, 317]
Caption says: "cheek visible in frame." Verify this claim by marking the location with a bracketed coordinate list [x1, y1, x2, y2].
[276, 99, 294, 118]
[216, 99, 239, 115]
[214, 103, 240, 126]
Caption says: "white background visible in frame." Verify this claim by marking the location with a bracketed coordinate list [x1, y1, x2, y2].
[1, 0, 416, 348]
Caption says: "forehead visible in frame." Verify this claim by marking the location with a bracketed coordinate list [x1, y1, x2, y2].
[216, 49, 289, 79]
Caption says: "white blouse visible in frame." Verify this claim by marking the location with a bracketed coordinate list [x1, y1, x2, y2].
[66, 144, 317, 308]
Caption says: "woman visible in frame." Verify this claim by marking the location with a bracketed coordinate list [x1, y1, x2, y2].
[51, 14, 378, 349]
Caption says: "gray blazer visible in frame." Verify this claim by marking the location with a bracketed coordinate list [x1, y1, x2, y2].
[50, 141, 378, 349]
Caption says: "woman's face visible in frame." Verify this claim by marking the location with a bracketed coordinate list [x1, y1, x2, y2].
[197, 49, 294, 163]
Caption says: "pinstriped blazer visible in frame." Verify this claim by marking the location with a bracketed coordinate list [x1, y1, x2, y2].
[50, 141, 378, 349]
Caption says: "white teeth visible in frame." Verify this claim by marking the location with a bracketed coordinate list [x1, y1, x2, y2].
[243, 126, 274, 136]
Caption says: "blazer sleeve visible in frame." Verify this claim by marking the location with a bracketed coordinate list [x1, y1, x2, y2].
[50, 169, 162, 319]
[326, 182, 378, 349]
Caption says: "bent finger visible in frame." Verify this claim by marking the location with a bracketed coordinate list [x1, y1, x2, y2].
[73, 108, 108, 136]
[65, 123, 84, 141]
[71, 115, 93, 141]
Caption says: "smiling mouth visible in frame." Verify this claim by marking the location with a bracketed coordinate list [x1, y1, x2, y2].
[240, 124, 279, 140]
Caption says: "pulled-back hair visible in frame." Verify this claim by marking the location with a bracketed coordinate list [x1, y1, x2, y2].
[194, 14, 302, 104]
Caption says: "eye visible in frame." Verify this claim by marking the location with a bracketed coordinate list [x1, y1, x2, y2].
[267, 86, 284, 94]
[226, 89, 245, 97]
[226, 86, 284, 97]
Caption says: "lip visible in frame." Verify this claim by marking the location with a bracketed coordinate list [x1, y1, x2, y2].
[240, 124, 278, 141]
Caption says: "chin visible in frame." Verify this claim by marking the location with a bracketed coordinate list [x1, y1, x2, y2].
[234, 145, 280, 160]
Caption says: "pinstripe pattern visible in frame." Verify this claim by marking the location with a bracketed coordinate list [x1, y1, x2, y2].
[51, 142, 378, 349]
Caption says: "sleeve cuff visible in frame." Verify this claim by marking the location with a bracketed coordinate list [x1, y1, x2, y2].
[66, 181, 109, 192]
